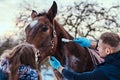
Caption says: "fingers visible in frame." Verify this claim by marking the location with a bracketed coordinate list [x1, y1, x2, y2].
[73, 38, 82, 42]
[49, 56, 56, 62]
[48, 56, 53, 62]
[50, 57, 54, 61]
[49, 56, 60, 64]
[51, 56, 56, 61]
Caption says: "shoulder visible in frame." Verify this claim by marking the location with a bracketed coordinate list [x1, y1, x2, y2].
[0, 58, 10, 73]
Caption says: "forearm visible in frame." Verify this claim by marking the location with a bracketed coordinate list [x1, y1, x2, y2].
[59, 68, 80, 80]
[61, 68, 88, 80]
[58, 67, 87, 80]
[59, 67, 107, 80]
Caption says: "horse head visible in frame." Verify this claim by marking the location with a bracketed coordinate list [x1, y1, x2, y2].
[25, 1, 58, 63]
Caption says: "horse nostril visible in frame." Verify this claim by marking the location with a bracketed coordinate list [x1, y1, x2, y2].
[42, 27, 48, 32]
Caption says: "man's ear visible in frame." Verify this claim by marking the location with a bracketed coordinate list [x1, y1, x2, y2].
[105, 47, 112, 55]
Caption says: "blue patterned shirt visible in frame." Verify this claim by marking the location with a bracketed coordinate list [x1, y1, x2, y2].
[18, 64, 39, 80]
[0, 58, 10, 73]
[0, 58, 39, 80]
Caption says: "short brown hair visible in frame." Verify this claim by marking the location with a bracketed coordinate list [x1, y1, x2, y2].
[100, 32, 120, 47]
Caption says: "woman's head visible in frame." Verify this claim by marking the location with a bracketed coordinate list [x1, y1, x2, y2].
[9, 43, 38, 68]
[98, 32, 120, 58]
[8, 43, 40, 80]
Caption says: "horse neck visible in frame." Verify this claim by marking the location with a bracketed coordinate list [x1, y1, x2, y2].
[53, 20, 87, 66]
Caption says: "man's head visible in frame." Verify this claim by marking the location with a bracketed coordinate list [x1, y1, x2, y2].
[97, 32, 120, 58]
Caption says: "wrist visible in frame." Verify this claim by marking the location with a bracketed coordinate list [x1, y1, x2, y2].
[57, 64, 62, 69]
[58, 66, 64, 73]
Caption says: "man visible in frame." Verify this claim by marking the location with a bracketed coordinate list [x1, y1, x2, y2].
[49, 32, 120, 80]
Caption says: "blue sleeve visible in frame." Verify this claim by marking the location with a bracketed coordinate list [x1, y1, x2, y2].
[62, 68, 108, 80]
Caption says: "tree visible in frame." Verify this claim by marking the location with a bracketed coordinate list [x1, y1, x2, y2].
[57, 1, 120, 40]
[0, 32, 23, 55]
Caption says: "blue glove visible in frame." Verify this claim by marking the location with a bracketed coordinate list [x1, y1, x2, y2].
[49, 56, 61, 70]
[73, 37, 91, 47]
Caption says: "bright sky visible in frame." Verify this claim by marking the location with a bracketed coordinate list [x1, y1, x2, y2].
[0, 0, 120, 37]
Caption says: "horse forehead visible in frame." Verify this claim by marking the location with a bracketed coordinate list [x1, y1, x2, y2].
[30, 17, 50, 28]
[30, 20, 38, 28]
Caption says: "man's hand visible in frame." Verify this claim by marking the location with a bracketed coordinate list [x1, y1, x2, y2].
[49, 56, 62, 70]
[73, 37, 91, 47]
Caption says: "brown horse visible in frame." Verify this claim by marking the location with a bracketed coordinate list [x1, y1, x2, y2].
[25, 1, 103, 80]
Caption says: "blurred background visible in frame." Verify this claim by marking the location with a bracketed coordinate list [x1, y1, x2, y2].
[0, 0, 120, 80]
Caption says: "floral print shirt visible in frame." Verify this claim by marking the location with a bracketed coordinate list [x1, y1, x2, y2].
[0, 58, 39, 80]
[0, 58, 10, 73]
[18, 64, 39, 80]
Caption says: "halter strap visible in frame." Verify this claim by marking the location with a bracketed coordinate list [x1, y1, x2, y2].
[37, 25, 58, 58]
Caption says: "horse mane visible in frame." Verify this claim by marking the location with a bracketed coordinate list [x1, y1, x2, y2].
[53, 19, 73, 39]
[53, 19, 87, 55]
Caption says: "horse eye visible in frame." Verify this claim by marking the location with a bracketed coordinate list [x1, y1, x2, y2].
[42, 27, 48, 32]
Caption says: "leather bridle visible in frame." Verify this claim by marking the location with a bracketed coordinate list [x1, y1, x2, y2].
[36, 25, 58, 63]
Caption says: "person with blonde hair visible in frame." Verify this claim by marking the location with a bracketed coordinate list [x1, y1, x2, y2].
[0, 43, 41, 80]
[49, 32, 120, 80]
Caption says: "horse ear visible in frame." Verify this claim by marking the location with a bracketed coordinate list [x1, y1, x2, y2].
[47, 1, 57, 23]
[31, 10, 37, 20]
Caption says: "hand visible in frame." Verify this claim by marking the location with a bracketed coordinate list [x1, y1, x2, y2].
[49, 56, 62, 70]
[73, 37, 91, 47]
